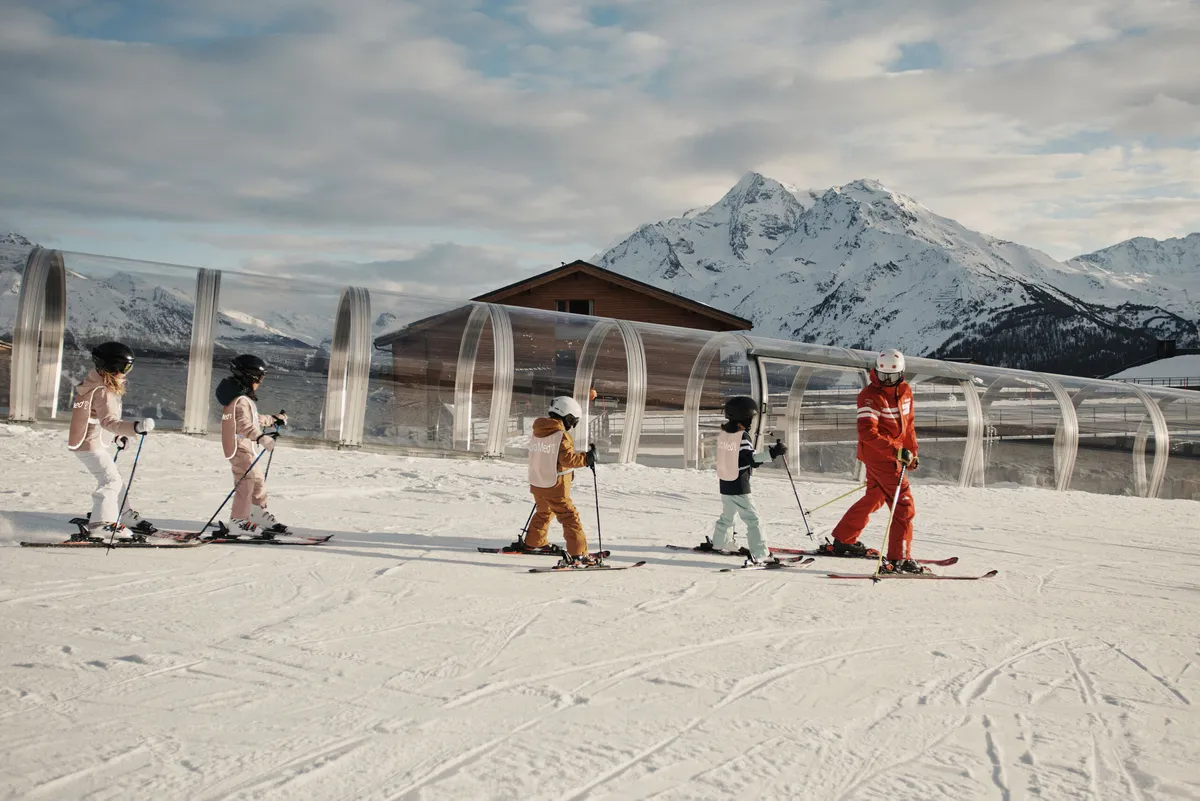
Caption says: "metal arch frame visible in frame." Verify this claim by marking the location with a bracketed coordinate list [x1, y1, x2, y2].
[683, 331, 755, 468]
[324, 286, 373, 448]
[9, 247, 67, 422]
[182, 268, 222, 434]
[783, 365, 815, 473]
[452, 303, 514, 456]
[1069, 383, 1171, 499]
[570, 319, 647, 463]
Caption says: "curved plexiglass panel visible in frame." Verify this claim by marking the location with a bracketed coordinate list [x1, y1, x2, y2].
[4, 246, 1197, 502]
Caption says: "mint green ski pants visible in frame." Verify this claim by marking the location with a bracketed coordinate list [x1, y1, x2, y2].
[711, 495, 767, 560]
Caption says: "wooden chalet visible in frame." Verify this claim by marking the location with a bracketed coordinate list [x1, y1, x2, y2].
[373, 261, 753, 443]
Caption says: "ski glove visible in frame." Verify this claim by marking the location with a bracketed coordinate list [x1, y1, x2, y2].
[768, 438, 788, 459]
[256, 431, 278, 451]
[585, 444, 597, 469]
[897, 447, 915, 467]
[134, 418, 155, 435]
[273, 411, 288, 427]
[909, 454, 919, 470]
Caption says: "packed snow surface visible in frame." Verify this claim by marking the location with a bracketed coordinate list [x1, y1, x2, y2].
[2, 425, 1199, 800]
[1111, 355, 1200, 380]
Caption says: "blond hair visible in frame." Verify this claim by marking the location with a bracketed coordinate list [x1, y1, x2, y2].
[101, 371, 127, 396]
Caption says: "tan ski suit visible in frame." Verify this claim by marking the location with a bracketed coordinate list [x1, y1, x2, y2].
[525, 416, 590, 555]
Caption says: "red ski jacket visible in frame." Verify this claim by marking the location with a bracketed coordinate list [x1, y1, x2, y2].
[855, 370, 918, 472]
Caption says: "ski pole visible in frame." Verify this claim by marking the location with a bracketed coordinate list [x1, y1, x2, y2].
[871, 464, 908, 583]
[808, 483, 867, 514]
[108, 433, 146, 553]
[199, 446, 271, 537]
[519, 503, 536, 543]
[776, 438, 814, 540]
[590, 463, 602, 558]
[264, 410, 286, 482]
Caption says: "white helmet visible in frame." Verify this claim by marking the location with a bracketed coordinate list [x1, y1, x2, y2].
[874, 349, 905, 387]
[548, 396, 583, 428]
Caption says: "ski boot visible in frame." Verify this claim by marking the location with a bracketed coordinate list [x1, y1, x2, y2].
[221, 519, 258, 539]
[92, 523, 142, 543]
[738, 547, 780, 567]
[879, 558, 927, 575]
[504, 539, 565, 556]
[821, 539, 876, 558]
[120, 509, 158, 537]
[557, 552, 603, 569]
[249, 506, 289, 538]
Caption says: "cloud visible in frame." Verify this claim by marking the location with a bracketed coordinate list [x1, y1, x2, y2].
[0, 0, 1196, 279]
[240, 241, 541, 299]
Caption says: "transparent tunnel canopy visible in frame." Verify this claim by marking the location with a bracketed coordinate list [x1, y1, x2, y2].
[0, 243, 36, 416]
[4, 245, 1199, 502]
[57, 251, 198, 430]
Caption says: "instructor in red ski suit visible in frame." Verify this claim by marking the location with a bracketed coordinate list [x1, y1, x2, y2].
[829, 349, 922, 573]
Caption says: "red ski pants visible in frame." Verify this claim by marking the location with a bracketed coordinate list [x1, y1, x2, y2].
[831, 467, 915, 560]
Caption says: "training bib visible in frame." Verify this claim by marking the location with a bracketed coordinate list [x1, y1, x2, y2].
[528, 430, 566, 488]
[716, 430, 743, 481]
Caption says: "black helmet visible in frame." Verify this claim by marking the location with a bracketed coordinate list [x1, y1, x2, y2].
[91, 341, 134, 375]
[723, 396, 758, 424]
[230, 354, 267, 385]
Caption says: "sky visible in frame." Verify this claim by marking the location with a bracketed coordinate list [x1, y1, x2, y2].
[1, 0, 1198, 300]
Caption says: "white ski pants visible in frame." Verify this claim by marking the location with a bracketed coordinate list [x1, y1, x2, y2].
[75, 449, 124, 524]
[712, 494, 767, 560]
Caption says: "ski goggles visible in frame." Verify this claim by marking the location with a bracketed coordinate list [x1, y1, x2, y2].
[115, 362, 134, 375]
[877, 370, 902, 386]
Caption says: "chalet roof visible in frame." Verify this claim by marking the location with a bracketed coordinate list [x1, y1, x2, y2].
[471, 260, 753, 330]
[373, 260, 753, 348]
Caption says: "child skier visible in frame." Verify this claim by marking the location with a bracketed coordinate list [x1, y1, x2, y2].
[827, 349, 923, 574]
[709, 396, 786, 563]
[67, 342, 156, 539]
[215, 354, 288, 536]
[520, 396, 598, 564]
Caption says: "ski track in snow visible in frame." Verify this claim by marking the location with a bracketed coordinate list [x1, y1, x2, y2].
[1, 426, 1199, 800]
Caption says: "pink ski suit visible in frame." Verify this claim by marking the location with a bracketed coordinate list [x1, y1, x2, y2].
[220, 391, 277, 520]
[67, 370, 139, 523]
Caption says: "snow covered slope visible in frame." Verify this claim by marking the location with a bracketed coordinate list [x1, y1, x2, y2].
[596, 175, 1200, 375]
[1, 426, 1199, 799]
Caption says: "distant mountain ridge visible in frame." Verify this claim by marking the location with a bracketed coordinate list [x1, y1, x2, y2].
[593, 175, 1199, 375]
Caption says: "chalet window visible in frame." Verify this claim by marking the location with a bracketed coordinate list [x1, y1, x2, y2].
[556, 299, 593, 316]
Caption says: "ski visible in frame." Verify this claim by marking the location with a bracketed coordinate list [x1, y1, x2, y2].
[20, 538, 207, 549]
[719, 557, 815, 573]
[528, 560, 646, 573]
[769, 546, 958, 567]
[665, 544, 744, 557]
[826, 569, 999, 581]
[205, 534, 333, 546]
[477, 546, 561, 553]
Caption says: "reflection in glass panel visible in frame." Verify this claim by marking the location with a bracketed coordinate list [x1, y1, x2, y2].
[368, 296, 480, 449]
[758, 359, 864, 481]
[208, 271, 342, 440]
[907, 375, 972, 485]
[58, 252, 197, 430]
[1160, 395, 1200, 500]
[636, 324, 713, 468]
[1067, 380, 1160, 496]
[975, 374, 1062, 489]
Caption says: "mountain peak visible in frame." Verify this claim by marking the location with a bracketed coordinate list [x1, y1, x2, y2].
[1, 232, 33, 248]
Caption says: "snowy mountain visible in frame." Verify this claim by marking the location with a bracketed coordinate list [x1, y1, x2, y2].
[1070, 234, 1200, 315]
[595, 175, 1200, 375]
